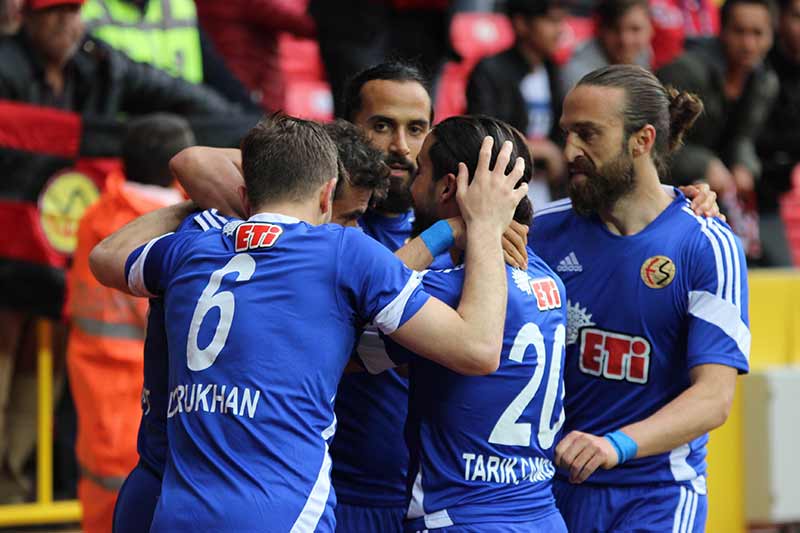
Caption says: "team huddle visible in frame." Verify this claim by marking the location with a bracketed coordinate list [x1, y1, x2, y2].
[89, 62, 750, 533]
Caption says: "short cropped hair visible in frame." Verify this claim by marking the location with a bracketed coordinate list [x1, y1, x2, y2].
[240, 113, 338, 207]
[343, 61, 434, 124]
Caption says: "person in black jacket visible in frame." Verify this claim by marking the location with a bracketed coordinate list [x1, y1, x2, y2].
[466, 0, 567, 204]
[754, 0, 800, 266]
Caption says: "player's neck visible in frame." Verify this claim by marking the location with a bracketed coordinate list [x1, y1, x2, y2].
[597, 165, 672, 236]
[251, 200, 324, 225]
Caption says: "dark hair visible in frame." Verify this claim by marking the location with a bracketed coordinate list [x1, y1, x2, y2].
[596, 0, 650, 28]
[720, 0, 777, 28]
[506, 0, 563, 18]
[240, 113, 338, 207]
[324, 119, 391, 202]
[122, 113, 195, 187]
[578, 65, 703, 175]
[343, 61, 434, 124]
[428, 115, 532, 225]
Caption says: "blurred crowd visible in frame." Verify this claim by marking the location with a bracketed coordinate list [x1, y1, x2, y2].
[0, 0, 797, 530]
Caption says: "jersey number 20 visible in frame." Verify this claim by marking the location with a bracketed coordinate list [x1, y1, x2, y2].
[187, 254, 256, 371]
[488, 323, 566, 450]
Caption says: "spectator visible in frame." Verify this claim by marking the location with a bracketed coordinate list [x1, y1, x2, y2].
[81, 0, 257, 109]
[0, 0, 239, 503]
[0, 0, 21, 34]
[466, 0, 567, 205]
[195, 0, 316, 111]
[66, 114, 191, 533]
[754, 0, 800, 266]
[658, 0, 778, 258]
[561, 0, 653, 93]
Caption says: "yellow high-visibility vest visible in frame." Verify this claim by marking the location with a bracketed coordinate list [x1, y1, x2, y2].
[82, 0, 203, 83]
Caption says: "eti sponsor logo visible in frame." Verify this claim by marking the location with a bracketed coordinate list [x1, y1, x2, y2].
[640, 255, 676, 289]
[579, 328, 651, 384]
[234, 222, 283, 252]
[512, 270, 562, 310]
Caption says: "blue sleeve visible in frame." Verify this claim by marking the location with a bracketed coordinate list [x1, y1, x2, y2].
[124, 232, 186, 297]
[337, 228, 431, 335]
[685, 218, 750, 374]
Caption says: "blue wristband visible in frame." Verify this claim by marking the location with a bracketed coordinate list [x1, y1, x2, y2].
[419, 220, 455, 257]
[604, 430, 638, 464]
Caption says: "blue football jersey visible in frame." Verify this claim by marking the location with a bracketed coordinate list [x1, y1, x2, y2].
[332, 210, 451, 507]
[124, 212, 431, 532]
[529, 192, 750, 491]
[137, 209, 228, 477]
[385, 253, 568, 529]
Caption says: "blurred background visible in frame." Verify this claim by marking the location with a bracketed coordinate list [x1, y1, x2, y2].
[0, 0, 797, 531]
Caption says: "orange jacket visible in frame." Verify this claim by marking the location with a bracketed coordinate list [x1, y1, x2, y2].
[66, 172, 182, 478]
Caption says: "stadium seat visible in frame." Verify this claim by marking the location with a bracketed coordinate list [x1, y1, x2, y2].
[283, 80, 334, 122]
[279, 34, 327, 83]
[779, 164, 800, 265]
[450, 12, 515, 64]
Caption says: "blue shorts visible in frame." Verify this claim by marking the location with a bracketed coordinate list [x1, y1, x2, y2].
[553, 479, 707, 533]
[112, 462, 162, 533]
[335, 502, 405, 533]
[407, 511, 567, 532]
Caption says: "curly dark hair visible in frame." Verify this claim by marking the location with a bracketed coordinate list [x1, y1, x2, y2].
[324, 120, 391, 203]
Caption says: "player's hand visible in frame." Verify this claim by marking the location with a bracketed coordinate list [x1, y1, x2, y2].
[679, 183, 725, 222]
[456, 137, 528, 235]
[555, 430, 619, 484]
[503, 221, 529, 269]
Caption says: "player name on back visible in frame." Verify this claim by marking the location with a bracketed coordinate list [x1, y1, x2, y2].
[166, 383, 261, 419]
[461, 452, 555, 485]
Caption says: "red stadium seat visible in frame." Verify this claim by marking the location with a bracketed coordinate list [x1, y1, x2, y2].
[279, 34, 327, 83]
[554, 16, 594, 65]
[434, 61, 471, 123]
[450, 12, 515, 64]
[779, 164, 800, 265]
[283, 80, 334, 122]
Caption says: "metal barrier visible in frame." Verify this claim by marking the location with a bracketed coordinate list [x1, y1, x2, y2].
[0, 320, 82, 527]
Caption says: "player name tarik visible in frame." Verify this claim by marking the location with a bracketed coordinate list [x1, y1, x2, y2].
[166, 383, 262, 419]
[461, 452, 555, 485]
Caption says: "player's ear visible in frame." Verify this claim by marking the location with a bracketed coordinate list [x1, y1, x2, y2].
[439, 173, 457, 205]
[630, 124, 656, 158]
[238, 185, 252, 218]
[319, 177, 337, 217]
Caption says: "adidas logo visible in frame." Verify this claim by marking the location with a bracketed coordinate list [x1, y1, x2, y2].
[557, 252, 583, 273]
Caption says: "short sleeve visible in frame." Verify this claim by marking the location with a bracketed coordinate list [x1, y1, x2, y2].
[125, 232, 183, 298]
[337, 228, 430, 335]
[685, 218, 750, 374]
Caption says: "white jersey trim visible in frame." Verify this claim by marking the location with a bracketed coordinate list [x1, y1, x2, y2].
[374, 270, 425, 335]
[407, 467, 425, 519]
[356, 327, 396, 374]
[672, 486, 700, 533]
[249, 212, 301, 224]
[126, 233, 173, 297]
[688, 290, 751, 360]
[290, 429, 335, 532]
[534, 198, 572, 218]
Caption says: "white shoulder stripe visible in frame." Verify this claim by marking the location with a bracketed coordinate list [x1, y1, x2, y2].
[126, 233, 173, 297]
[706, 220, 734, 305]
[374, 270, 426, 335]
[681, 207, 725, 300]
[209, 208, 228, 226]
[688, 290, 751, 360]
[710, 219, 742, 310]
[193, 213, 210, 231]
[535, 199, 573, 218]
[202, 210, 222, 229]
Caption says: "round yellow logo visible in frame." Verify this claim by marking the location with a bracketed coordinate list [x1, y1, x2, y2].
[640, 255, 676, 289]
[38, 171, 100, 254]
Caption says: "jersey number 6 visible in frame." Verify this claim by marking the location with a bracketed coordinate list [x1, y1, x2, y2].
[187, 254, 256, 371]
[488, 323, 566, 450]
